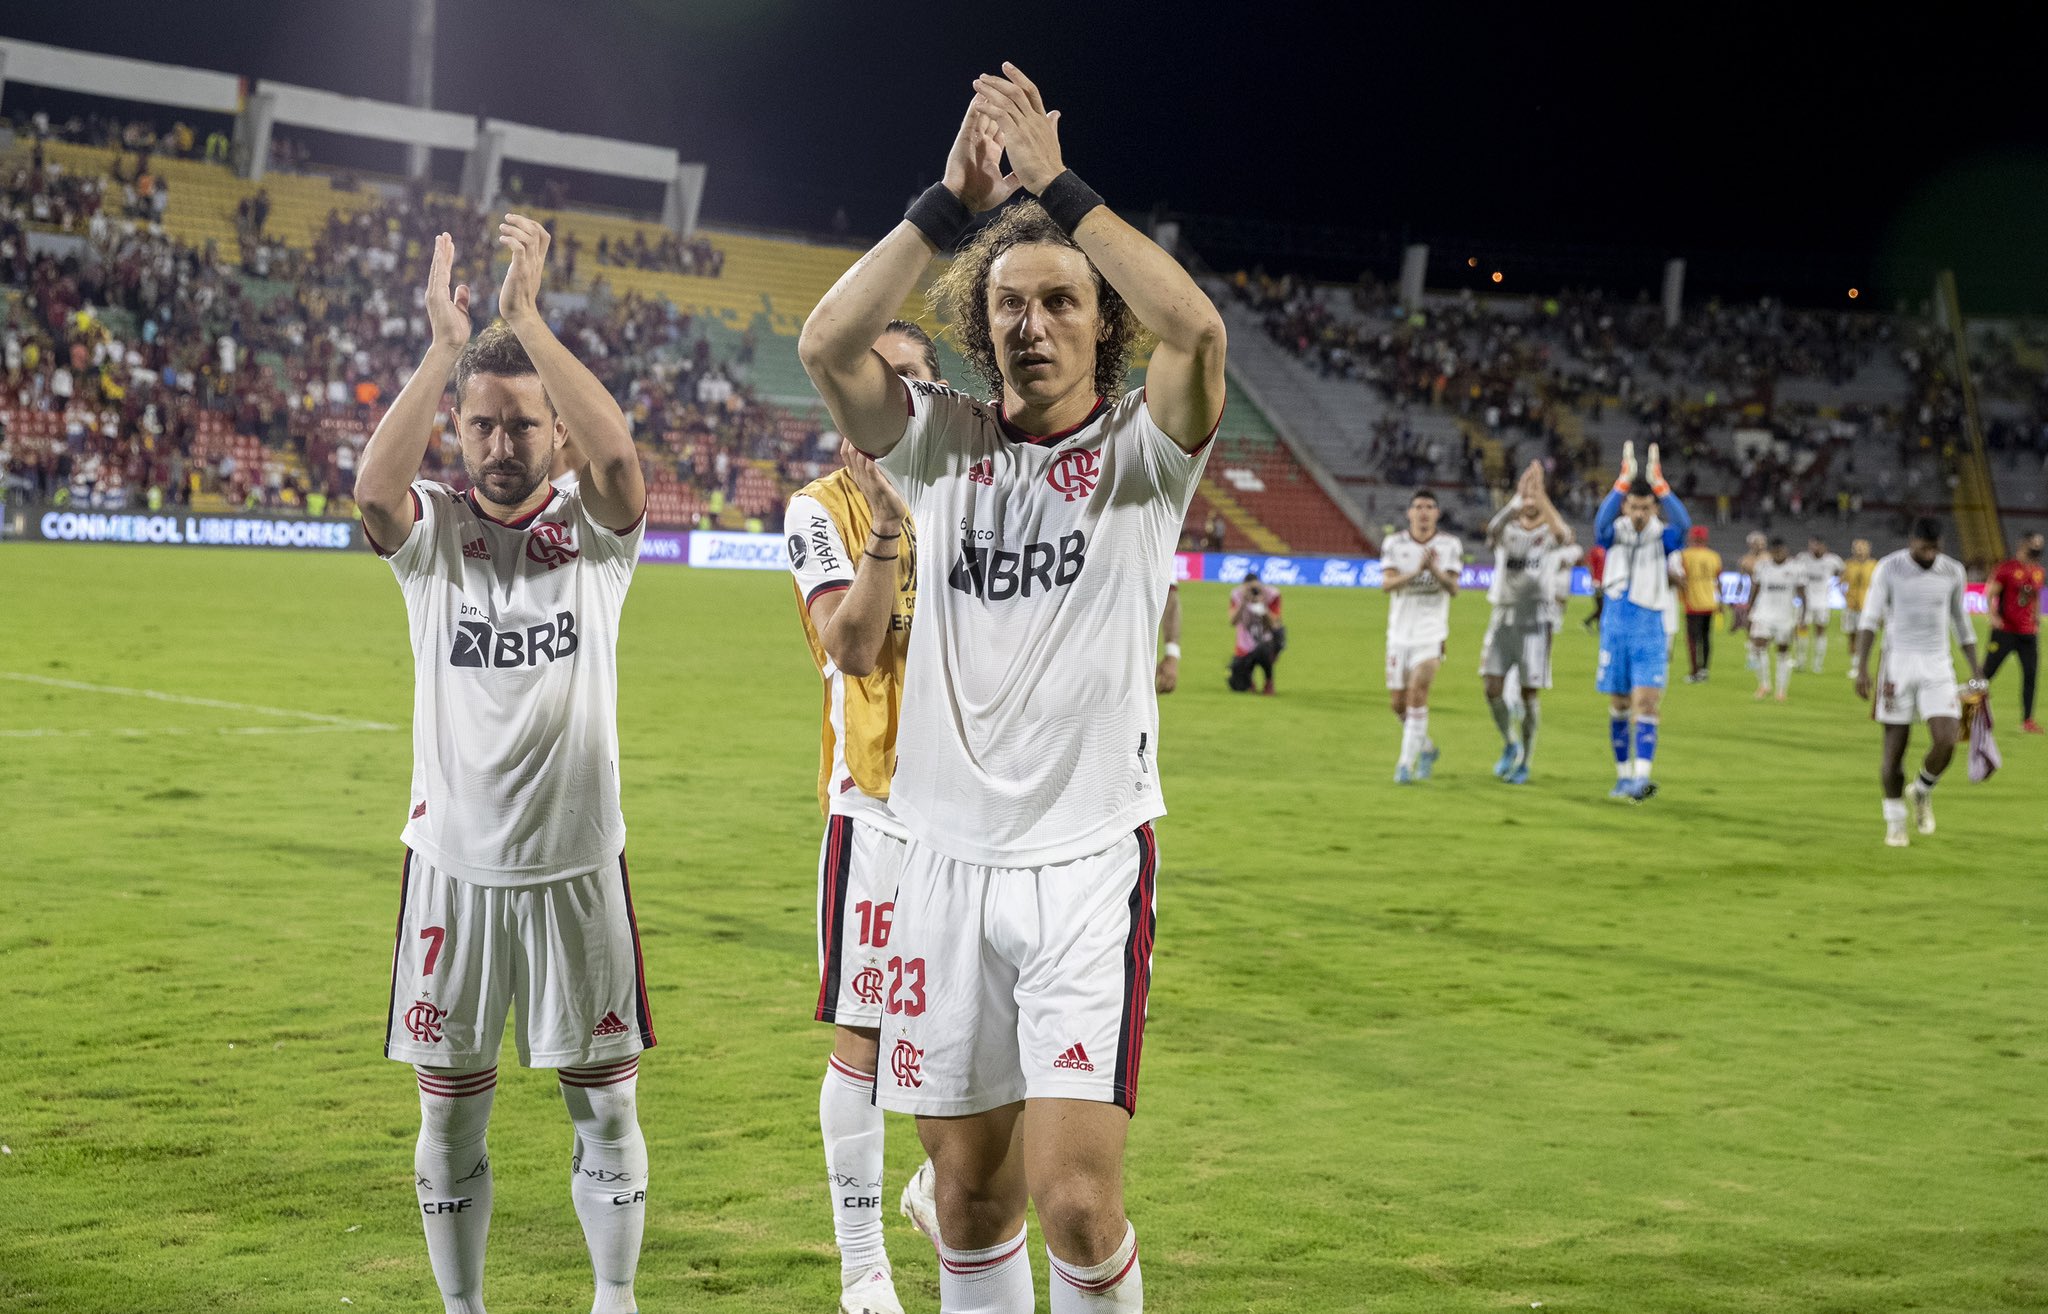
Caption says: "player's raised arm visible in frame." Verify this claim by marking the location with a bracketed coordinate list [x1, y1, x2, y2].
[356, 232, 471, 553]
[496, 214, 644, 531]
[800, 107, 1016, 457]
[1594, 442, 1638, 547]
[973, 63, 1226, 450]
[808, 443, 910, 678]
[1645, 444, 1691, 549]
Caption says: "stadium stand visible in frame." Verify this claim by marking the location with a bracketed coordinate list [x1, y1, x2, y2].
[1213, 269, 2048, 551]
[1, 113, 1365, 552]
[7, 101, 2038, 559]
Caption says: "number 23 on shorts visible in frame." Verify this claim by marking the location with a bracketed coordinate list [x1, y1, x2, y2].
[884, 956, 926, 1017]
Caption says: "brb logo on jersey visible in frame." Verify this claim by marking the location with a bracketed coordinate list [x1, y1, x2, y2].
[1046, 448, 1100, 501]
[948, 531, 1087, 601]
[525, 521, 579, 570]
[451, 610, 580, 668]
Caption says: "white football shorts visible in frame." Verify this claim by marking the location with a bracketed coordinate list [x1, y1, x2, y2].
[815, 813, 909, 1029]
[384, 850, 654, 1069]
[1385, 638, 1447, 690]
[1873, 649, 1962, 726]
[1478, 615, 1555, 689]
[1840, 609, 1861, 635]
[1750, 613, 1796, 647]
[1804, 602, 1833, 629]
[875, 825, 1157, 1118]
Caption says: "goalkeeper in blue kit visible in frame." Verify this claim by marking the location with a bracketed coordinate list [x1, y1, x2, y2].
[1594, 442, 1691, 801]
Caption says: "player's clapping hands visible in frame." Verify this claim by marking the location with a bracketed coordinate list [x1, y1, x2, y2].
[1646, 442, 1669, 496]
[1613, 440, 1637, 492]
[943, 105, 1020, 214]
[497, 213, 551, 327]
[425, 232, 473, 351]
[972, 63, 1065, 194]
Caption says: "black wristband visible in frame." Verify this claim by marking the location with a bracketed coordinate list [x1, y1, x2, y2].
[905, 183, 974, 253]
[869, 529, 902, 540]
[1036, 169, 1104, 236]
[864, 549, 899, 561]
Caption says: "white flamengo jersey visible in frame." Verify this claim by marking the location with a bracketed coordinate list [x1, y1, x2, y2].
[1858, 550, 1971, 656]
[1383, 530, 1465, 645]
[1801, 551, 1843, 604]
[1751, 557, 1804, 624]
[379, 480, 645, 887]
[872, 382, 1210, 868]
[1488, 521, 1561, 626]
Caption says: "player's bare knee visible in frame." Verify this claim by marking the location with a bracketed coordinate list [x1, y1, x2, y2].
[1032, 1175, 1126, 1264]
[833, 1025, 881, 1075]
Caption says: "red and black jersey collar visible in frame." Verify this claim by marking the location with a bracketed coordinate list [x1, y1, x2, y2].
[995, 395, 1108, 447]
[465, 487, 558, 529]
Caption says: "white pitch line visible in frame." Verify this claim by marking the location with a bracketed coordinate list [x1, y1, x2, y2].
[1, 672, 397, 732]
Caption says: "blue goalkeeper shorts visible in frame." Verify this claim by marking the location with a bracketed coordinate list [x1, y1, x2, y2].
[1597, 600, 1669, 695]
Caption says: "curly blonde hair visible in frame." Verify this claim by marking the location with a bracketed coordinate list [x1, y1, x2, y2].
[927, 201, 1146, 401]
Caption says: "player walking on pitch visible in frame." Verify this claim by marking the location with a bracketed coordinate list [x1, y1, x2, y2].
[1383, 489, 1463, 782]
[1594, 442, 1690, 800]
[1797, 535, 1844, 672]
[1839, 538, 1876, 679]
[1749, 539, 1802, 702]
[1480, 461, 1572, 783]
[1853, 518, 1985, 847]
[786, 321, 944, 1314]
[356, 219, 653, 1314]
[799, 65, 1223, 1312]
[1983, 530, 2044, 732]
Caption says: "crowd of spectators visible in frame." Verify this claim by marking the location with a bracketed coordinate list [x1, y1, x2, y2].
[589, 228, 725, 278]
[1, 167, 801, 528]
[1227, 267, 2048, 533]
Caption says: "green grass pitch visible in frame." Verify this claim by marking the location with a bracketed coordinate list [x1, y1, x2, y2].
[1, 542, 2042, 1313]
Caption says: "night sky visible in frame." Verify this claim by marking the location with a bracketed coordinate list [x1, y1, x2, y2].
[6, 1, 2047, 309]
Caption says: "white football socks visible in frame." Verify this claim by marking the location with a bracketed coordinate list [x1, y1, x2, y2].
[1049, 1223, 1142, 1311]
[939, 1225, 1035, 1313]
[1520, 697, 1540, 765]
[820, 1055, 888, 1284]
[1754, 648, 1771, 692]
[1811, 632, 1828, 670]
[559, 1058, 647, 1314]
[1882, 797, 1908, 825]
[414, 1066, 497, 1314]
[1775, 652, 1794, 697]
[1399, 708, 1430, 769]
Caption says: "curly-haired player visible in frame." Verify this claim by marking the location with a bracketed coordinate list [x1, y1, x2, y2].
[799, 63, 1225, 1314]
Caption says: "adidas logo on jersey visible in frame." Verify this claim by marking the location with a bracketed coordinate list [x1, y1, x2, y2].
[968, 457, 995, 486]
[461, 537, 490, 561]
[1053, 1042, 1095, 1072]
[449, 610, 580, 668]
[591, 1010, 629, 1038]
[947, 530, 1087, 601]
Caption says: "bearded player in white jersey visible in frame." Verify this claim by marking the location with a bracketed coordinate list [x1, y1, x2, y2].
[786, 321, 944, 1314]
[356, 219, 652, 1314]
[799, 65, 1223, 1313]
[1854, 517, 1985, 847]
[1381, 489, 1463, 782]
[1480, 461, 1573, 784]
